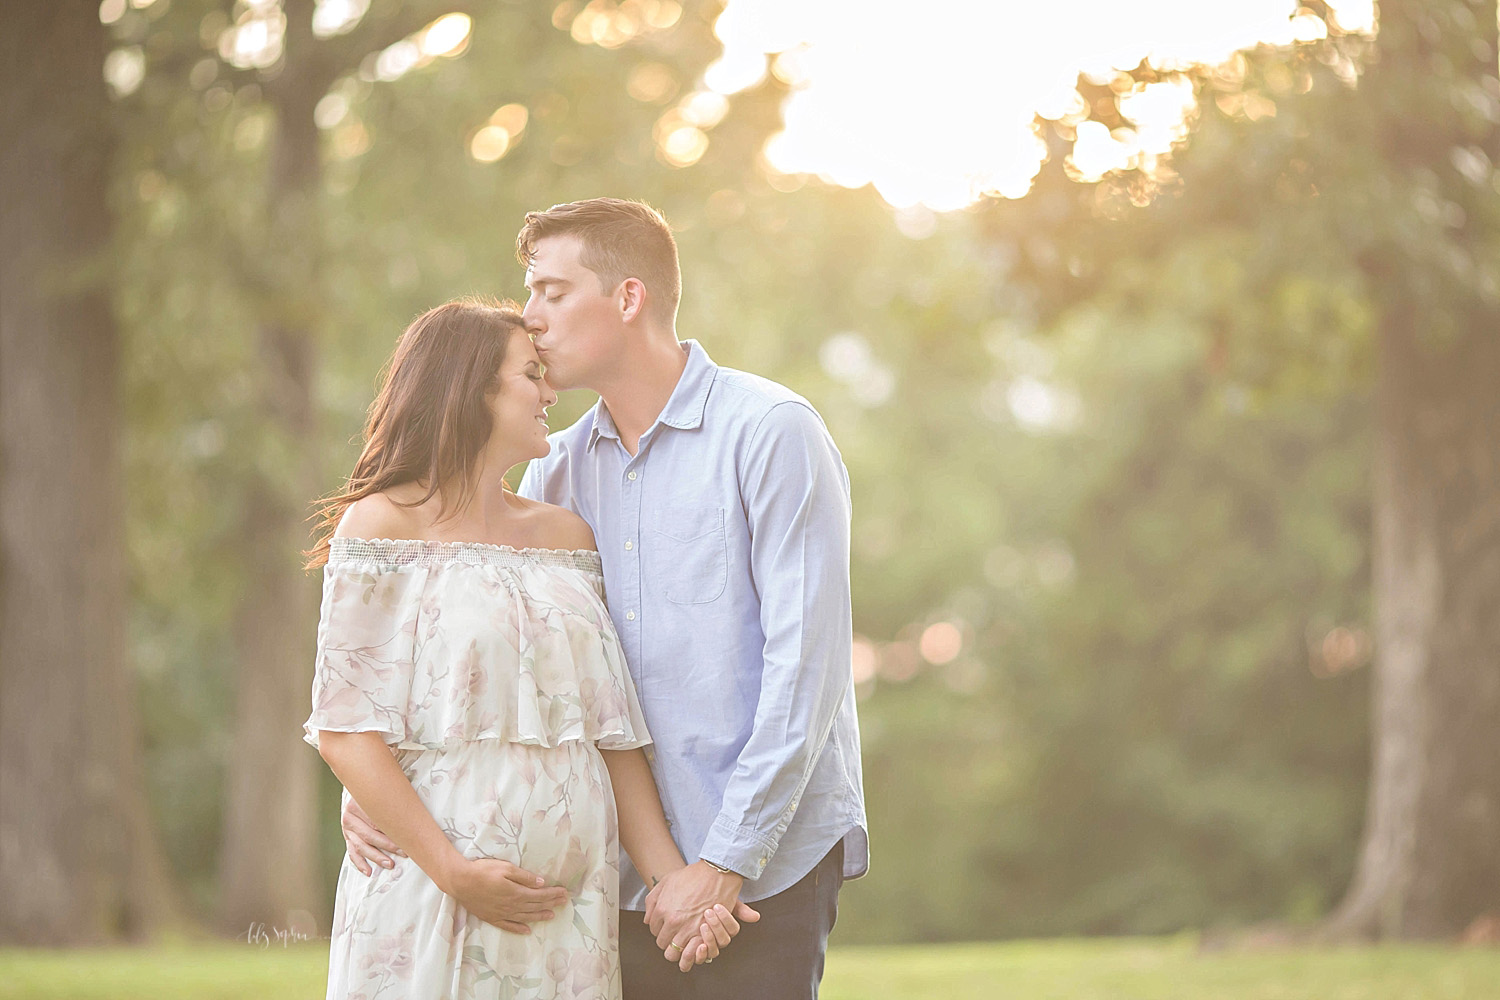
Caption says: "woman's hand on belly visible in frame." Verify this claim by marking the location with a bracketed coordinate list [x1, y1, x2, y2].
[443, 856, 570, 935]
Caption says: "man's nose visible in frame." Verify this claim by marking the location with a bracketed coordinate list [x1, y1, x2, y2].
[522, 304, 545, 334]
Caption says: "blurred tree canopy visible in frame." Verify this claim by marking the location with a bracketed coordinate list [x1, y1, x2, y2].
[3, 0, 1494, 947]
[991, 0, 1500, 939]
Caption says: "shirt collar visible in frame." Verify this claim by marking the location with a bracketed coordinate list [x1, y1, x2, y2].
[586, 399, 619, 450]
[587, 340, 717, 451]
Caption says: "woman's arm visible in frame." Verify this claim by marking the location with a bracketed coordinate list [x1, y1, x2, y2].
[601, 747, 689, 887]
[318, 731, 568, 933]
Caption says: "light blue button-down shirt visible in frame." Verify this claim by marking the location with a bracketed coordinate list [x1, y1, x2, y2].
[518, 340, 868, 908]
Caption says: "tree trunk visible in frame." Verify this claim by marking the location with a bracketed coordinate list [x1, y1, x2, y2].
[1324, 1, 1500, 939]
[209, 0, 480, 935]
[1325, 305, 1500, 939]
[214, 50, 326, 933]
[0, 0, 178, 944]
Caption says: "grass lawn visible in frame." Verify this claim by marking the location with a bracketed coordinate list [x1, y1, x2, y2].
[822, 938, 1500, 1000]
[1, 937, 1496, 1000]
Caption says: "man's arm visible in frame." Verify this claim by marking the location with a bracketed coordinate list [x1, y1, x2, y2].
[647, 400, 853, 928]
[340, 788, 404, 874]
[700, 399, 853, 874]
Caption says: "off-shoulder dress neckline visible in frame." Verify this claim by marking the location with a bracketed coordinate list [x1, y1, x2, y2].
[327, 536, 603, 574]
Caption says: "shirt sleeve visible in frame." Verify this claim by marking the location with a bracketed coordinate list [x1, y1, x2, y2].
[302, 564, 424, 749]
[695, 400, 854, 879]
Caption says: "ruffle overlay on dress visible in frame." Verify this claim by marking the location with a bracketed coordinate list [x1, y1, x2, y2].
[302, 537, 649, 753]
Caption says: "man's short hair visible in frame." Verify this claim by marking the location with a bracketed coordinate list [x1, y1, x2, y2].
[516, 198, 681, 322]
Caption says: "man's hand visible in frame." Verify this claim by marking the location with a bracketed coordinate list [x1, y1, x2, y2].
[646, 862, 761, 970]
[441, 857, 570, 936]
[340, 789, 405, 875]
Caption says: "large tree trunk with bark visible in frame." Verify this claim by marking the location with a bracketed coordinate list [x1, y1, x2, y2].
[1325, 0, 1500, 940]
[210, 0, 481, 935]
[1327, 312, 1500, 939]
[0, 0, 178, 944]
[215, 15, 325, 933]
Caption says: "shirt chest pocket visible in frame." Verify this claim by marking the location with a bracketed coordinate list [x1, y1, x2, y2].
[652, 506, 728, 604]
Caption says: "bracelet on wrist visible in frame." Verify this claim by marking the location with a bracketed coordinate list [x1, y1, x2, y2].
[703, 859, 738, 876]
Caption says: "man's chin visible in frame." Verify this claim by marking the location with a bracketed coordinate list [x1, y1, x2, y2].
[538, 363, 574, 391]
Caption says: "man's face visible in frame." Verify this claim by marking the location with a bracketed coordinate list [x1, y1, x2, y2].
[522, 234, 621, 392]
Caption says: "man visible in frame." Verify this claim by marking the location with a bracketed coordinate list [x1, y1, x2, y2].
[342, 198, 867, 999]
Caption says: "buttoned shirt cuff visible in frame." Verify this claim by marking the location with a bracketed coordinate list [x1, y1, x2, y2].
[697, 816, 779, 881]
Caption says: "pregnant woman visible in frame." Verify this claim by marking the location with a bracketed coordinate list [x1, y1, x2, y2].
[302, 298, 740, 999]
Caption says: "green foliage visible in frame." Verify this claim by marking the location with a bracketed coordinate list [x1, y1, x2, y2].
[833, 238, 1372, 939]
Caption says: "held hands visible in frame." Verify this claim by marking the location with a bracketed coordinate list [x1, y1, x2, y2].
[340, 792, 567, 935]
[645, 861, 762, 972]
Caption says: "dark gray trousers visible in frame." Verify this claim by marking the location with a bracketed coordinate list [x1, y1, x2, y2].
[619, 841, 844, 1000]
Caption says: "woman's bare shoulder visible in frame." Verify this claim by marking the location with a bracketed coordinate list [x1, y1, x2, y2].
[335, 491, 425, 541]
[514, 496, 597, 552]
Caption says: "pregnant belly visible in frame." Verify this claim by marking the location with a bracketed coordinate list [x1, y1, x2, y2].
[395, 739, 617, 894]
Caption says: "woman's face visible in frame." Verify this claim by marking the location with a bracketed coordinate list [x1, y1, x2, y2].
[488, 327, 558, 462]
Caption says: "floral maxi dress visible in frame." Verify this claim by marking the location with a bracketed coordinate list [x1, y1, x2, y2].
[303, 538, 651, 1000]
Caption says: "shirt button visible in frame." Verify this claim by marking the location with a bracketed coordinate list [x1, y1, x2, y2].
[625, 540, 634, 551]
[627, 470, 637, 481]
[626, 610, 636, 621]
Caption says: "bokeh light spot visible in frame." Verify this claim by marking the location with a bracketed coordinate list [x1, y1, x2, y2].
[104, 47, 146, 98]
[658, 125, 709, 167]
[419, 13, 472, 58]
[851, 638, 878, 684]
[312, 0, 370, 38]
[469, 125, 512, 163]
[628, 62, 678, 104]
[488, 103, 529, 135]
[919, 622, 964, 665]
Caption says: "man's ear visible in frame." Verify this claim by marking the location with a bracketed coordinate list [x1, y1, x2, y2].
[619, 277, 648, 322]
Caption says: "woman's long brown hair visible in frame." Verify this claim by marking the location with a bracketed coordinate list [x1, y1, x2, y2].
[304, 297, 526, 569]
